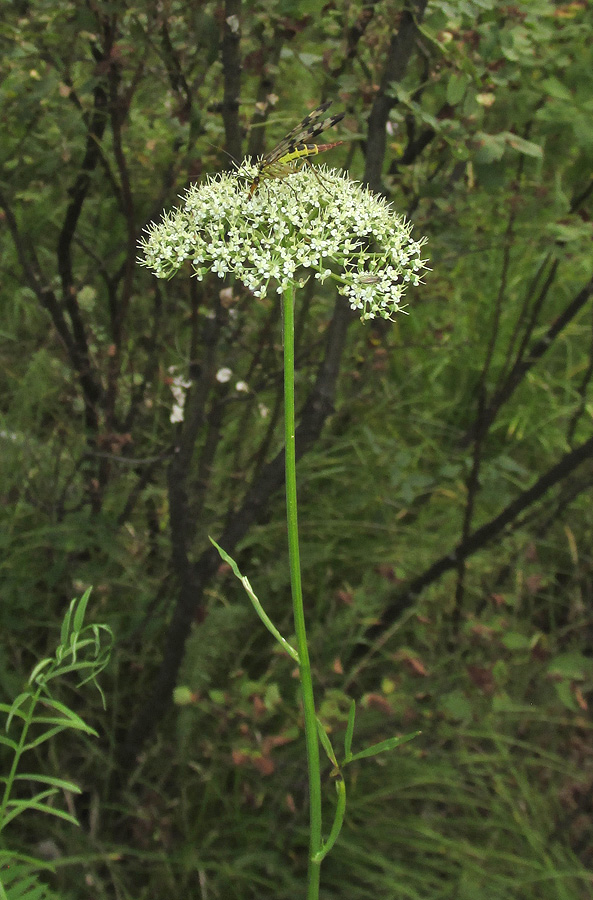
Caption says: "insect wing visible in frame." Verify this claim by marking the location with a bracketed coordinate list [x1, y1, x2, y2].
[249, 102, 344, 196]
[263, 102, 344, 166]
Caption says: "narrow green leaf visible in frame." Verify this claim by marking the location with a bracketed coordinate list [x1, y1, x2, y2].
[345, 730, 420, 764]
[344, 700, 356, 762]
[39, 658, 97, 681]
[12, 774, 81, 793]
[5, 692, 33, 731]
[60, 596, 76, 646]
[311, 776, 346, 863]
[1, 789, 57, 827]
[0, 703, 23, 715]
[36, 806, 81, 828]
[27, 713, 96, 736]
[23, 725, 70, 750]
[29, 658, 53, 685]
[72, 587, 92, 632]
[315, 717, 338, 768]
[37, 697, 95, 732]
[3, 795, 80, 829]
[209, 537, 300, 664]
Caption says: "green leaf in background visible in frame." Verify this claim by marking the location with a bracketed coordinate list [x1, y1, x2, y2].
[547, 652, 593, 680]
[553, 679, 578, 712]
[440, 690, 473, 722]
[447, 72, 470, 105]
[541, 76, 574, 101]
[501, 632, 533, 651]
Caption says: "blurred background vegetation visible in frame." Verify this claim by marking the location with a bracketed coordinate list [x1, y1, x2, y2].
[1, 0, 593, 897]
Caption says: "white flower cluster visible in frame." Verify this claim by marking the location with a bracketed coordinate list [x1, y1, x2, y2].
[139, 163, 428, 321]
[168, 367, 192, 423]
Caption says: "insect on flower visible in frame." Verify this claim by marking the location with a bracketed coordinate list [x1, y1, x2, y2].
[249, 101, 345, 197]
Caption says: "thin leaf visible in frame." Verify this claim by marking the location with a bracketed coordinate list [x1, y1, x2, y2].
[344, 700, 356, 761]
[37, 696, 96, 732]
[12, 774, 81, 793]
[345, 730, 420, 764]
[60, 597, 76, 646]
[23, 725, 71, 750]
[316, 717, 338, 768]
[39, 659, 97, 681]
[3, 793, 80, 829]
[209, 537, 299, 663]
[28, 658, 53, 685]
[0, 703, 25, 716]
[5, 693, 32, 731]
[23, 715, 98, 746]
[311, 776, 346, 863]
[72, 588, 92, 632]
[1, 790, 57, 827]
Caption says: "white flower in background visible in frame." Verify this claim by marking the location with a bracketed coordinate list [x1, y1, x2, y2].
[235, 381, 249, 393]
[139, 163, 428, 322]
[216, 367, 233, 383]
[168, 369, 192, 424]
[170, 404, 185, 424]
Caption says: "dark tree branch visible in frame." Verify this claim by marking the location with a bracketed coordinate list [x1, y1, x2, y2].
[364, 0, 429, 193]
[354, 432, 593, 663]
[473, 273, 593, 443]
[452, 151, 521, 633]
[221, 0, 243, 165]
[329, 0, 381, 80]
[0, 189, 102, 431]
[57, 42, 111, 373]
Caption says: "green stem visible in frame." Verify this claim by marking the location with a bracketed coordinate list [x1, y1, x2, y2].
[282, 285, 323, 900]
[0, 691, 35, 834]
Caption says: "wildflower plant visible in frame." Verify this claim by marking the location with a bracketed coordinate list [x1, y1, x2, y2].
[140, 161, 427, 900]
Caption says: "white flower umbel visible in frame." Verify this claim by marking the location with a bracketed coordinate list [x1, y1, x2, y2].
[139, 162, 428, 321]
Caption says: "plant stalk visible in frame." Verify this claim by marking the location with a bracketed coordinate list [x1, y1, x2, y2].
[282, 285, 323, 899]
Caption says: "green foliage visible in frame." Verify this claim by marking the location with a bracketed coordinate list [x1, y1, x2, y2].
[0, 591, 111, 896]
[0, 862, 62, 900]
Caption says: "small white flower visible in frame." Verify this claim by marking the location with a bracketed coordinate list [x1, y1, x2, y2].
[170, 404, 185, 424]
[167, 372, 193, 422]
[216, 367, 233, 383]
